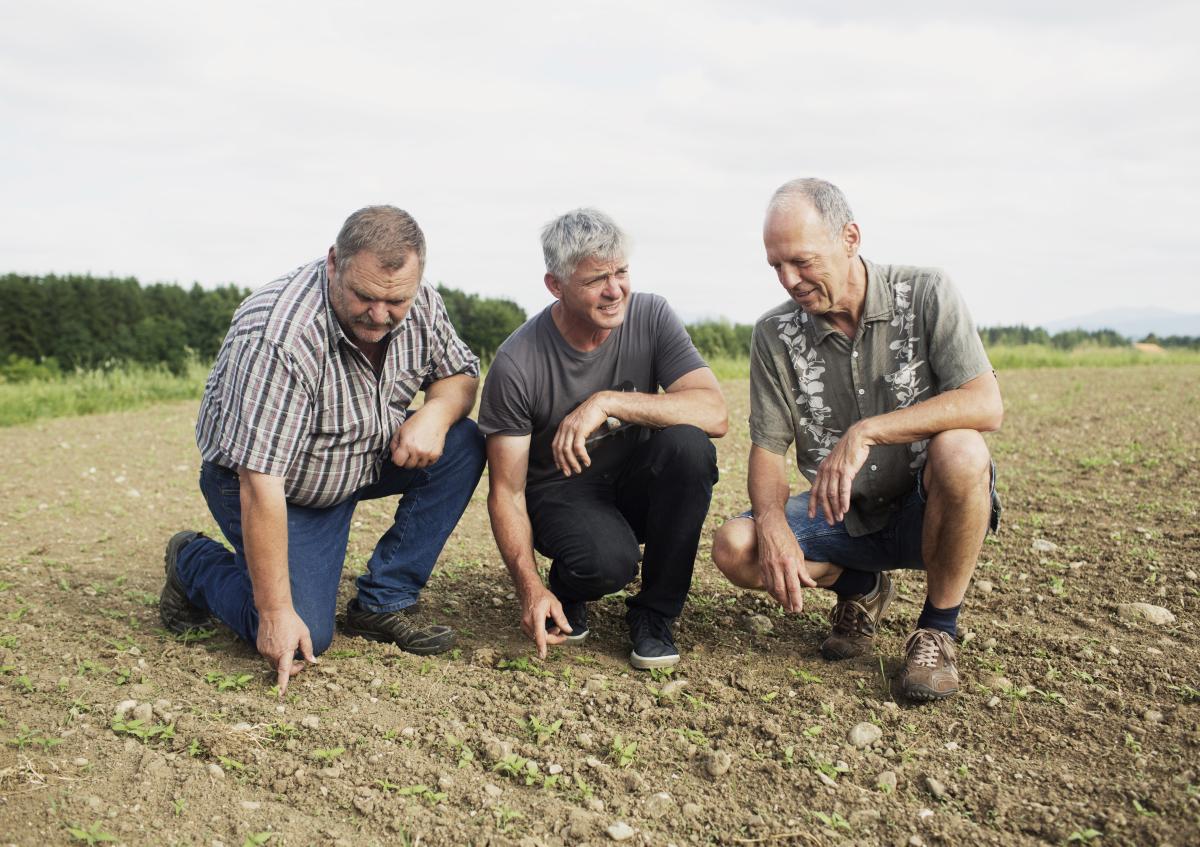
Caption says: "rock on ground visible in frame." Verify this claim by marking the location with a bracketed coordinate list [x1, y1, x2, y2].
[1117, 603, 1176, 626]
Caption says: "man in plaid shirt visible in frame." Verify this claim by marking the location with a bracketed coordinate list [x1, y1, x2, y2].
[160, 206, 485, 695]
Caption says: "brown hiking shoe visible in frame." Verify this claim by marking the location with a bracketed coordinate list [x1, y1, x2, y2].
[160, 531, 214, 635]
[341, 598, 456, 655]
[900, 628, 960, 701]
[820, 571, 897, 660]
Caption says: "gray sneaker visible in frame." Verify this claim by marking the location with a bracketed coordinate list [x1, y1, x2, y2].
[341, 598, 456, 655]
[820, 571, 897, 660]
[159, 531, 213, 635]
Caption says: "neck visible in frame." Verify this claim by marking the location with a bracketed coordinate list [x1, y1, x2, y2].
[825, 256, 868, 337]
[550, 302, 612, 352]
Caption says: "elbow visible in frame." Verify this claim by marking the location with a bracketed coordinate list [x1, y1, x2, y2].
[706, 409, 730, 439]
[980, 401, 1004, 434]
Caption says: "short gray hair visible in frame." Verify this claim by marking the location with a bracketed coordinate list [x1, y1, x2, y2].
[335, 205, 426, 271]
[541, 208, 628, 280]
[767, 178, 854, 237]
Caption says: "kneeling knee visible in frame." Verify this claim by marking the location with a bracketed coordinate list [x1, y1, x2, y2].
[711, 519, 757, 587]
[926, 430, 991, 488]
[654, 425, 717, 475]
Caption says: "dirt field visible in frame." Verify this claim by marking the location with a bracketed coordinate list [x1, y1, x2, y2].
[1, 366, 1197, 847]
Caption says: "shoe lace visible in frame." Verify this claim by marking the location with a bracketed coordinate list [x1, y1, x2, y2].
[829, 599, 875, 637]
[905, 629, 950, 669]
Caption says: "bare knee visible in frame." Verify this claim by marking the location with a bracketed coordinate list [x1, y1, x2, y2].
[925, 430, 991, 494]
[712, 518, 761, 589]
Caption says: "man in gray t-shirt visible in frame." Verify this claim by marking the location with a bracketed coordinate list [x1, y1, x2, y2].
[479, 208, 728, 670]
[712, 179, 1004, 702]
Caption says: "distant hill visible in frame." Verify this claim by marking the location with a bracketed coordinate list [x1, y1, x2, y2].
[1045, 308, 1200, 340]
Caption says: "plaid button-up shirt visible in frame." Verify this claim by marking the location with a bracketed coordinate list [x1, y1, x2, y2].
[196, 258, 479, 508]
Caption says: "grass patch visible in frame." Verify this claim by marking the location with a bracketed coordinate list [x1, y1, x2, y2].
[985, 344, 1200, 370]
[0, 362, 207, 427]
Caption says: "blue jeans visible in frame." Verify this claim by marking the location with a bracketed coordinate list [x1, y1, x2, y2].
[176, 418, 485, 654]
[735, 462, 1000, 573]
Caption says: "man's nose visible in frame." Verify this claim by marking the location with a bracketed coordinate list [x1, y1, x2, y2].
[603, 276, 623, 298]
[777, 265, 798, 288]
[368, 302, 390, 324]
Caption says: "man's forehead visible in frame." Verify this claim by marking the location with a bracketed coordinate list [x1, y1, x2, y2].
[764, 204, 832, 249]
[344, 251, 422, 289]
[574, 255, 628, 276]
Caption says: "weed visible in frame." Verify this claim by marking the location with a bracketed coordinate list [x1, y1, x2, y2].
[419, 658, 433, 675]
[267, 722, 297, 741]
[812, 810, 851, 832]
[1123, 733, 1142, 754]
[674, 727, 708, 747]
[0, 634, 17, 648]
[1066, 829, 1102, 843]
[241, 833, 273, 847]
[14, 674, 33, 693]
[1169, 683, 1200, 703]
[521, 716, 562, 746]
[1132, 799, 1156, 818]
[787, 667, 823, 685]
[493, 753, 539, 785]
[398, 784, 448, 805]
[497, 656, 552, 678]
[7, 725, 64, 750]
[802, 724, 823, 738]
[781, 745, 795, 767]
[204, 671, 254, 692]
[494, 806, 523, 833]
[609, 735, 637, 768]
[446, 734, 474, 768]
[218, 756, 247, 771]
[186, 739, 203, 757]
[648, 666, 674, 683]
[111, 719, 175, 743]
[172, 797, 186, 817]
[310, 746, 345, 762]
[171, 627, 217, 643]
[66, 822, 117, 845]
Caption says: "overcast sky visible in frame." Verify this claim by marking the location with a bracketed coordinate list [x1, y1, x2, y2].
[3, 1, 1198, 327]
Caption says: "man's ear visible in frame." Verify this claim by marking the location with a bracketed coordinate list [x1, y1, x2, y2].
[544, 272, 563, 300]
[326, 246, 338, 277]
[843, 222, 861, 257]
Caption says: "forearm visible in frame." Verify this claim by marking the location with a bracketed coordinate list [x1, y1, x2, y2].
[239, 474, 292, 613]
[858, 375, 1003, 448]
[592, 388, 727, 437]
[748, 445, 792, 527]
[414, 373, 479, 428]
[486, 490, 544, 597]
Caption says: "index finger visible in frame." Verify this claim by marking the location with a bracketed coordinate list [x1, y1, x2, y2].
[838, 471, 853, 523]
[276, 651, 294, 699]
[784, 560, 804, 613]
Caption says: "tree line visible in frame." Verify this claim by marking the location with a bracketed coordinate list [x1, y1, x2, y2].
[1, 273, 1197, 382]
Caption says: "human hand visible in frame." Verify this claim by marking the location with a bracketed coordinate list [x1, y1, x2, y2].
[551, 394, 610, 476]
[519, 584, 571, 659]
[809, 423, 871, 525]
[756, 513, 816, 613]
[256, 606, 317, 699]
[390, 410, 449, 469]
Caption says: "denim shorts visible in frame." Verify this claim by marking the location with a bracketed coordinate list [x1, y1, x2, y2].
[734, 463, 1000, 573]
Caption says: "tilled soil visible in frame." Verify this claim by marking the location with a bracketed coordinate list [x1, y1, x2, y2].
[0, 366, 1197, 847]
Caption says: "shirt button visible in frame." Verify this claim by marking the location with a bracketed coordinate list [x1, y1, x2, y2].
[852, 351, 859, 358]
[858, 388, 865, 395]
[870, 464, 878, 471]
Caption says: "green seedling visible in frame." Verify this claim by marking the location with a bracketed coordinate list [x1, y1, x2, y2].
[492, 753, 538, 785]
[324, 649, 361, 659]
[1169, 684, 1200, 703]
[1066, 828, 1102, 843]
[0, 634, 17, 648]
[14, 674, 33, 693]
[218, 755, 247, 771]
[788, 667, 823, 685]
[186, 739, 203, 757]
[1132, 799, 1156, 818]
[310, 746, 345, 762]
[761, 690, 779, 703]
[781, 745, 795, 767]
[674, 727, 708, 747]
[521, 716, 562, 746]
[609, 735, 637, 768]
[172, 797, 186, 817]
[6, 726, 64, 750]
[803, 724, 823, 738]
[1123, 733, 1142, 754]
[67, 822, 117, 845]
[813, 810, 851, 832]
[494, 806, 523, 833]
[242, 833, 273, 847]
[418, 658, 434, 675]
[648, 666, 674, 683]
[267, 722, 297, 741]
[171, 627, 217, 643]
[497, 656, 553, 678]
[396, 784, 448, 805]
[110, 667, 132, 685]
[111, 719, 175, 743]
[205, 671, 254, 692]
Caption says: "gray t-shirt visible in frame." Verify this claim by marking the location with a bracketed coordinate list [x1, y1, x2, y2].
[749, 257, 992, 536]
[479, 292, 707, 489]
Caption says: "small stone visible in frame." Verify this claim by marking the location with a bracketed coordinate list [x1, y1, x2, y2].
[369, 677, 382, 689]
[132, 703, 154, 723]
[817, 772, 838, 788]
[682, 802, 703, 818]
[130, 683, 154, 698]
[1186, 570, 1198, 582]
[986, 696, 1001, 709]
[606, 821, 635, 841]
[1143, 709, 1164, 723]
[741, 614, 773, 636]
[848, 722, 882, 749]
[114, 700, 138, 720]
[924, 776, 948, 800]
[240, 801, 261, 811]
[471, 648, 498, 667]
[301, 715, 320, 729]
[877, 770, 898, 791]
[1032, 539, 1058, 553]
[643, 792, 675, 819]
[73, 757, 89, 767]
[1117, 603, 1176, 626]
[917, 808, 935, 820]
[483, 783, 503, 798]
[703, 749, 733, 778]
[586, 756, 604, 769]
[231, 722, 253, 732]
[982, 637, 998, 650]
[587, 798, 605, 812]
[318, 766, 343, 779]
[207, 763, 225, 779]
[881, 701, 899, 713]
[975, 579, 994, 594]
[491, 597, 503, 607]
[909, 836, 928, 847]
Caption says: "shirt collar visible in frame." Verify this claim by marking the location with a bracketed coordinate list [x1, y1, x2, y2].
[805, 256, 893, 344]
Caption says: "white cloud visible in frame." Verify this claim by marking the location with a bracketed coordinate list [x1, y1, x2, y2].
[1, 0, 1198, 329]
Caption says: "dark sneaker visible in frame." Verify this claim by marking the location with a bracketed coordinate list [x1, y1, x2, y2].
[547, 601, 589, 644]
[627, 609, 680, 670]
[342, 598, 456, 655]
[160, 531, 213, 635]
[900, 628, 960, 701]
[820, 571, 897, 660]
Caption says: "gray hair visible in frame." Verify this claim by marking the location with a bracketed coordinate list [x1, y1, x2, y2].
[541, 207, 628, 280]
[335, 205, 426, 271]
[767, 178, 855, 237]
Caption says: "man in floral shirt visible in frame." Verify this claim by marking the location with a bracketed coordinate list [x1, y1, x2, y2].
[711, 178, 1003, 701]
